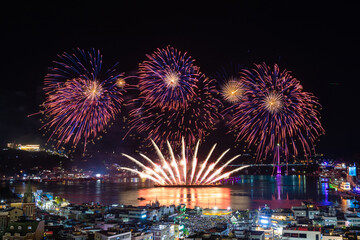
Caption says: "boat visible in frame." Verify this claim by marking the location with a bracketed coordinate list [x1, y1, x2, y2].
[137, 197, 145, 200]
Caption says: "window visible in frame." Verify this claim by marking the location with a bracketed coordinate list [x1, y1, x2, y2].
[18, 226, 22, 230]
[283, 233, 290, 237]
[28, 226, 32, 230]
[10, 226, 14, 229]
[299, 233, 307, 238]
[291, 233, 299, 237]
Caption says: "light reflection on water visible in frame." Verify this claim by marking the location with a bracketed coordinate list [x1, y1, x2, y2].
[137, 187, 232, 209]
[4, 175, 355, 210]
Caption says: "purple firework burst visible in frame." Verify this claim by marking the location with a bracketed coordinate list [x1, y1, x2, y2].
[138, 46, 200, 110]
[40, 48, 126, 151]
[227, 63, 324, 162]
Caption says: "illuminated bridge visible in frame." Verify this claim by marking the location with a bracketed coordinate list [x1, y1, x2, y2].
[227, 163, 307, 176]
[228, 163, 307, 167]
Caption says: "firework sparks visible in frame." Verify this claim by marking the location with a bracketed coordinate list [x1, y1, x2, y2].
[126, 46, 222, 147]
[227, 63, 324, 162]
[38, 48, 126, 150]
[116, 77, 126, 88]
[221, 79, 245, 104]
[120, 138, 245, 186]
[263, 92, 283, 113]
[138, 46, 199, 110]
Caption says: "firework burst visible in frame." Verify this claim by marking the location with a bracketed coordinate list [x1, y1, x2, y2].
[138, 46, 200, 110]
[127, 47, 222, 148]
[39, 48, 126, 150]
[227, 63, 324, 162]
[120, 138, 248, 186]
[221, 79, 245, 104]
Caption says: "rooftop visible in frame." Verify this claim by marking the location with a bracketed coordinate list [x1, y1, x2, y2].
[250, 230, 265, 235]
[284, 226, 321, 232]
[97, 229, 131, 236]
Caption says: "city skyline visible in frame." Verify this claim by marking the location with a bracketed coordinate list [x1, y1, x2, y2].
[0, 2, 359, 160]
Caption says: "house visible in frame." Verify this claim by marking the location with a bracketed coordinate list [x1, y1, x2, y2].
[150, 224, 174, 240]
[132, 231, 153, 240]
[323, 216, 337, 226]
[344, 214, 360, 227]
[248, 230, 265, 240]
[2, 220, 44, 240]
[0, 212, 9, 236]
[5, 208, 24, 222]
[322, 234, 343, 240]
[68, 230, 88, 240]
[291, 206, 307, 218]
[94, 229, 131, 240]
[282, 226, 321, 240]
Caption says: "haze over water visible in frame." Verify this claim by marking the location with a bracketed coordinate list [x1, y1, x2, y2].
[7, 175, 354, 210]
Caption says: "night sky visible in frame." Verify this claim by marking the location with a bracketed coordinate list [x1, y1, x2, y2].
[1, 2, 359, 160]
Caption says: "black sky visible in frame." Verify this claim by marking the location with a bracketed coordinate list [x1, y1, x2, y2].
[0, 1, 359, 159]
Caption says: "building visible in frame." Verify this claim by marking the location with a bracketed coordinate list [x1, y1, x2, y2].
[282, 226, 321, 240]
[67, 231, 88, 240]
[8, 182, 36, 220]
[6, 208, 24, 222]
[132, 231, 153, 240]
[271, 210, 295, 227]
[94, 229, 131, 240]
[248, 230, 265, 240]
[172, 224, 184, 240]
[106, 207, 147, 222]
[344, 214, 360, 227]
[322, 234, 343, 240]
[7, 143, 40, 152]
[2, 220, 44, 240]
[9, 203, 36, 220]
[322, 216, 337, 226]
[291, 205, 319, 219]
[151, 224, 174, 240]
[0, 212, 9, 236]
[307, 208, 320, 219]
[291, 206, 307, 218]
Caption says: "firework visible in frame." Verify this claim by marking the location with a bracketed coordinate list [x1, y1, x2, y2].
[215, 63, 246, 105]
[127, 74, 221, 147]
[221, 78, 245, 104]
[138, 46, 200, 110]
[227, 63, 324, 162]
[40, 48, 126, 150]
[127, 47, 222, 147]
[120, 138, 247, 186]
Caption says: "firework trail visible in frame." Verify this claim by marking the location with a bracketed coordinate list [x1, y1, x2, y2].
[126, 46, 222, 147]
[227, 63, 324, 162]
[38, 48, 126, 150]
[120, 138, 245, 185]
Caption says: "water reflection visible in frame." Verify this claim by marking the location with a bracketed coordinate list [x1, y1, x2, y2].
[2, 175, 357, 211]
[276, 175, 281, 200]
[138, 187, 231, 209]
